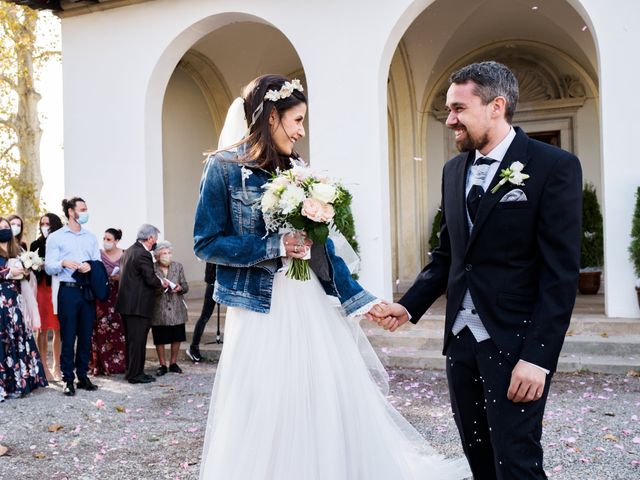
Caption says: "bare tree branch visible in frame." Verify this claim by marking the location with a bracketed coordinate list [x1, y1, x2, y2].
[0, 142, 17, 162]
[34, 50, 60, 62]
[0, 73, 16, 90]
[0, 115, 16, 132]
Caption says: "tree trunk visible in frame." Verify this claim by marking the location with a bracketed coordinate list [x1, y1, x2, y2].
[7, 6, 43, 241]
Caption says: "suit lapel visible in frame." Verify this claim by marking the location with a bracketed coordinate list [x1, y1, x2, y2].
[466, 127, 530, 251]
[451, 151, 474, 247]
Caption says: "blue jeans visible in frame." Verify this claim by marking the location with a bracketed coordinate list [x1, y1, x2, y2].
[58, 285, 96, 382]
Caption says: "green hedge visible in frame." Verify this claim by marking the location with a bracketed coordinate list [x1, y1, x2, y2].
[581, 183, 603, 269]
[629, 187, 640, 278]
[429, 207, 442, 254]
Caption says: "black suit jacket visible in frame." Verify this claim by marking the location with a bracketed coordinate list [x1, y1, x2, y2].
[399, 127, 582, 372]
[115, 241, 163, 318]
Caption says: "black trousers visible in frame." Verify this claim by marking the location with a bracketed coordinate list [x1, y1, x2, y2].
[122, 314, 151, 380]
[58, 286, 96, 382]
[446, 327, 552, 480]
[191, 283, 216, 347]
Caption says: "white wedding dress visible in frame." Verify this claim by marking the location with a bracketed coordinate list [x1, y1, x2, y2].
[199, 269, 470, 479]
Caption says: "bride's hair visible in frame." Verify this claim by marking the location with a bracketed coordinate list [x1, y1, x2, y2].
[238, 74, 306, 171]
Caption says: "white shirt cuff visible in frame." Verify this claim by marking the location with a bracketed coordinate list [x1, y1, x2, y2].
[520, 359, 550, 375]
[399, 305, 412, 321]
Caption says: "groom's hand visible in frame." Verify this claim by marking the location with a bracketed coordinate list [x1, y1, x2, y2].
[507, 360, 546, 403]
[365, 302, 410, 332]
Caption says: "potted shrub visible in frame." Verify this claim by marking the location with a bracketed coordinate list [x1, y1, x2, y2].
[428, 206, 442, 260]
[629, 187, 640, 308]
[579, 183, 604, 294]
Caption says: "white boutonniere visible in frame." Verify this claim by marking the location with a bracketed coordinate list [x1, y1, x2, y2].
[491, 161, 529, 194]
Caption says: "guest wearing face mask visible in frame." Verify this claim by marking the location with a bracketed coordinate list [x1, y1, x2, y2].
[30, 213, 64, 381]
[151, 241, 189, 376]
[8, 214, 28, 251]
[0, 217, 48, 401]
[116, 224, 169, 384]
[90, 228, 126, 376]
[44, 197, 101, 396]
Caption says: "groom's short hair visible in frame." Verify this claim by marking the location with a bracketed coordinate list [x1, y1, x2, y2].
[449, 61, 519, 124]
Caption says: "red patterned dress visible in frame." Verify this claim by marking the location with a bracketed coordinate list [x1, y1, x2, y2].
[90, 250, 126, 375]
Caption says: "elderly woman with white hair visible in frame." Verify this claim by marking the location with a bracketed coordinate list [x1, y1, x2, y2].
[151, 240, 189, 376]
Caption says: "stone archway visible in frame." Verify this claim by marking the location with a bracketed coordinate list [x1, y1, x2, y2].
[384, 0, 601, 293]
[159, 20, 307, 283]
[426, 41, 599, 170]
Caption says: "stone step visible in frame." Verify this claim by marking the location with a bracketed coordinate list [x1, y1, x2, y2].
[379, 347, 640, 375]
[365, 330, 640, 357]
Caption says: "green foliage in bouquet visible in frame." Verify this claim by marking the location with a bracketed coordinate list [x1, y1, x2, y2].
[428, 206, 442, 254]
[629, 186, 640, 278]
[332, 188, 360, 255]
[581, 183, 604, 269]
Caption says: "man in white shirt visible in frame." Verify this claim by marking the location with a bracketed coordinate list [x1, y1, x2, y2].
[45, 197, 101, 396]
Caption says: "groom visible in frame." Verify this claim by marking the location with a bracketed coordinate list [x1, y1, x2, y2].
[370, 61, 581, 479]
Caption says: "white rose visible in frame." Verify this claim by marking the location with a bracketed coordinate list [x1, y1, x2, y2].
[272, 176, 290, 188]
[310, 183, 337, 204]
[509, 172, 525, 185]
[280, 185, 306, 214]
[510, 161, 524, 173]
[261, 191, 279, 212]
[291, 166, 311, 182]
[23, 258, 33, 270]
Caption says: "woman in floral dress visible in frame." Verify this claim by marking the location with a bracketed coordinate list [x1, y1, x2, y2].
[0, 217, 48, 401]
[90, 228, 126, 375]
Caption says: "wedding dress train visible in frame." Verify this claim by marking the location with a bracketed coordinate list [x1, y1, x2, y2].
[199, 270, 470, 479]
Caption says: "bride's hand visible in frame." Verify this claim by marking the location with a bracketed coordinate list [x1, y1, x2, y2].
[283, 232, 312, 259]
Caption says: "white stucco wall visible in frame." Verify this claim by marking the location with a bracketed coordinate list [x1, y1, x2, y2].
[59, 0, 640, 316]
[577, 0, 640, 317]
[162, 68, 215, 282]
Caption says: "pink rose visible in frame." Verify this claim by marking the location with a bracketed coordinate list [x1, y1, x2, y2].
[301, 198, 324, 222]
[319, 203, 335, 222]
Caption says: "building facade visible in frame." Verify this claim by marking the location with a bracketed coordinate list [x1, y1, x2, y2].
[23, 0, 640, 317]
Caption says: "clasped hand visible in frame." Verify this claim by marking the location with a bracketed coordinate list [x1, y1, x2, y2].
[283, 232, 312, 259]
[62, 259, 91, 273]
[365, 302, 410, 332]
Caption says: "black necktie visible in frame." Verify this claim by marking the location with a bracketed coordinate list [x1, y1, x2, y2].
[466, 157, 496, 223]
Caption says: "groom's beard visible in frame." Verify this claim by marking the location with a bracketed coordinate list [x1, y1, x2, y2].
[454, 126, 489, 153]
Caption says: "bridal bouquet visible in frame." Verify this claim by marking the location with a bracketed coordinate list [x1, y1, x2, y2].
[260, 165, 355, 281]
[18, 251, 44, 272]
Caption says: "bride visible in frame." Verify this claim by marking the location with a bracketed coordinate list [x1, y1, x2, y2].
[193, 74, 470, 480]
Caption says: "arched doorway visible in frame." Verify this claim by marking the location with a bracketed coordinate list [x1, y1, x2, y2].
[157, 20, 308, 282]
[386, 0, 599, 293]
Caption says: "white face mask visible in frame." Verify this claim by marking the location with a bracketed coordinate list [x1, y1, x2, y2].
[11, 224, 21, 237]
[41, 226, 50, 238]
[103, 241, 114, 251]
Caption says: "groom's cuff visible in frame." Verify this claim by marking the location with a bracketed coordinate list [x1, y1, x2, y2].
[519, 359, 550, 375]
[399, 305, 412, 321]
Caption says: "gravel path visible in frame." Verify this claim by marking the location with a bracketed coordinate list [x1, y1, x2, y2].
[1, 363, 638, 479]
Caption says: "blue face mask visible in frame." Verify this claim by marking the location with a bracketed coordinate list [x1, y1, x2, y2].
[0, 228, 12, 242]
[77, 212, 89, 225]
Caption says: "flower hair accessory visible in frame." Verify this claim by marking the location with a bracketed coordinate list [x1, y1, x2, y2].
[264, 79, 304, 102]
[217, 79, 305, 150]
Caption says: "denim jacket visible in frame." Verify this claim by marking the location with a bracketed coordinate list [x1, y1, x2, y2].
[193, 149, 376, 315]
